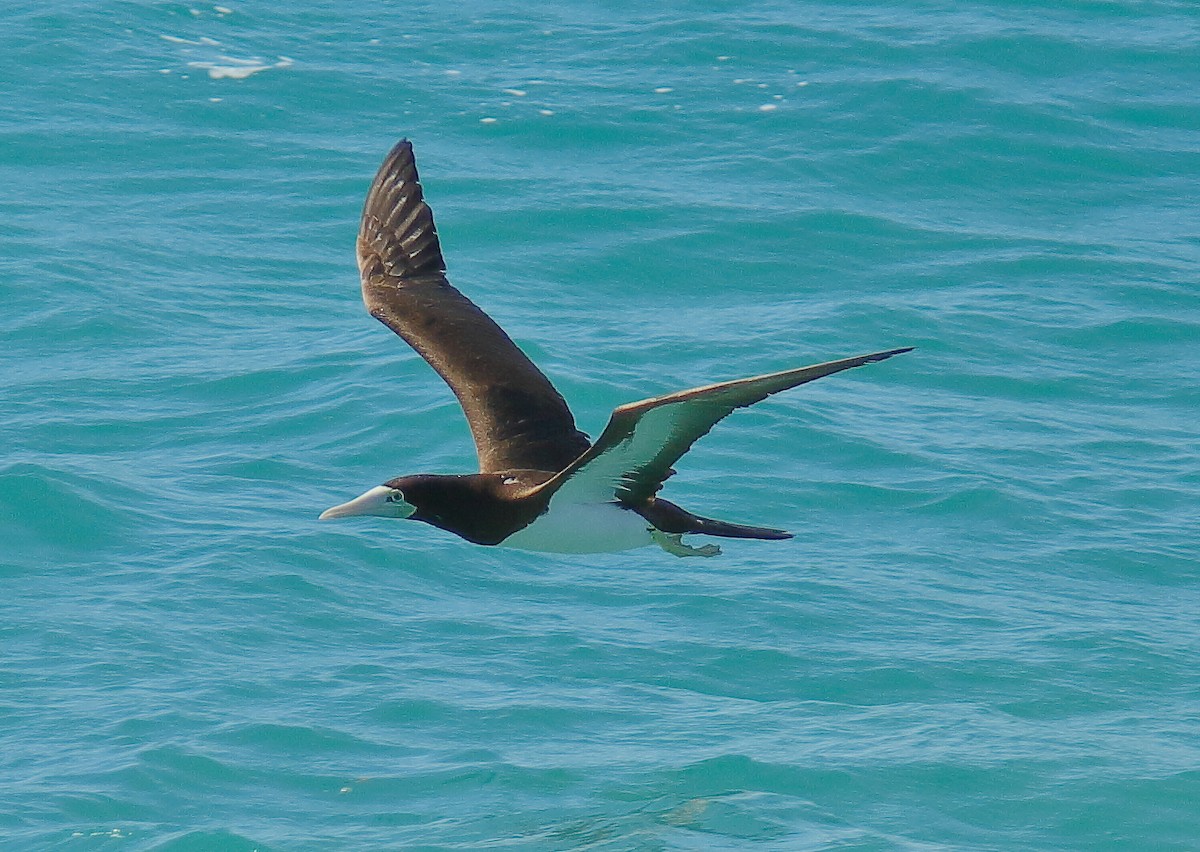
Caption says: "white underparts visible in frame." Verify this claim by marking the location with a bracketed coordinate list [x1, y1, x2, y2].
[501, 502, 654, 554]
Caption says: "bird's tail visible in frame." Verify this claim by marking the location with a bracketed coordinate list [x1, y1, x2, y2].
[640, 498, 792, 541]
[689, 514, 793, 540]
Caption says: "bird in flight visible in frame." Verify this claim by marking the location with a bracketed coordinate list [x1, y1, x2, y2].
[321, 140, 911, 557]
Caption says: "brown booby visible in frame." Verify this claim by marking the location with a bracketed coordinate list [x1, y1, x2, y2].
[320, 139, 911, 557]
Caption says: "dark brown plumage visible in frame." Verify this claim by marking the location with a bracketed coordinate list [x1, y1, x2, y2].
[358, 140, 590, 474]
[321, 139, 912, 557]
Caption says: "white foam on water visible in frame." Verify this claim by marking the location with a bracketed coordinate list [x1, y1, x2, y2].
[186, 55, 293, 80]
[190, 62, 268, 79]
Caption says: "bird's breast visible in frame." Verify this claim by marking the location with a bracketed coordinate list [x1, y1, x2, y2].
[500, 502, 653, 554]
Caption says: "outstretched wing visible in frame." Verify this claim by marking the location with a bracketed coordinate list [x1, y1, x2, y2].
[531, 348, 913, 505]
[357, 139, 591, 473]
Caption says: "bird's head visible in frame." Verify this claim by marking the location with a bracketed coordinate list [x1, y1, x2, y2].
[319, 481, 418, 521]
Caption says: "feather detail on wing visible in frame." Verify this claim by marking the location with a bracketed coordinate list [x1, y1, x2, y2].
[531, 348, 913, 505]
[357, 139, 591, 473]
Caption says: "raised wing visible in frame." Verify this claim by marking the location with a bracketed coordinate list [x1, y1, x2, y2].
[357, 139, 591, 473]
[532, 348, 912, 505]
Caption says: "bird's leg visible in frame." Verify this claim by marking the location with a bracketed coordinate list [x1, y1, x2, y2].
[650, 529, 721, 558]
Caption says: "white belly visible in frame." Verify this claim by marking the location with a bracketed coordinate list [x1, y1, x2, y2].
[501, 502, 653, 554]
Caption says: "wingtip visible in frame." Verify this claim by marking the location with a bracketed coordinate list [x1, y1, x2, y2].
[380, 137, 414, 168]
[867, 346, 915, 363]
[360, 138, 447, 280]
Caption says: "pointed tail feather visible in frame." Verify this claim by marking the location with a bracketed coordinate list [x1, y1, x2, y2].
[690, 515, 793, 540]
[640, 498, 792, 540]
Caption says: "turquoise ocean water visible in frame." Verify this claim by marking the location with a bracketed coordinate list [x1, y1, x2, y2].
[4, 2, 1199, 848]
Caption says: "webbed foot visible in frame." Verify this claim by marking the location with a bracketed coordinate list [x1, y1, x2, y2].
[651, 529, 721, 558]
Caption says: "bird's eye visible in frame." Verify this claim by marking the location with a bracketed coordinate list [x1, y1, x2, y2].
[386, 490, 403, 503]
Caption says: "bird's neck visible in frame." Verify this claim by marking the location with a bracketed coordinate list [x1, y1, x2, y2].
[406, 473, 548, 545]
